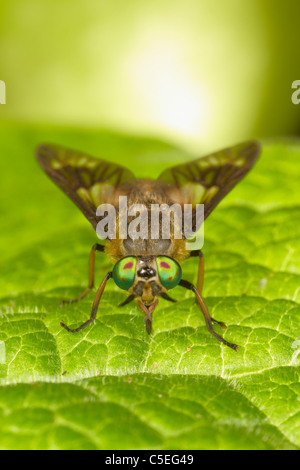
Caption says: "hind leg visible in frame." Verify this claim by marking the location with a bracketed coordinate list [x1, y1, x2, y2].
[190, 250, 226, 330]
[60, 243, 105, 306]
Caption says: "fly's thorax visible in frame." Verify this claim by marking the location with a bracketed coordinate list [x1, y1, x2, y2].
[105, 237, 189, 264]
[103, 186, 190, 263]
[123, 238, 171, 256]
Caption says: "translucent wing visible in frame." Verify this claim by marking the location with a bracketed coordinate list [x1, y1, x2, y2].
[157, 141, 261, 221]
[36, 144, 136, 228]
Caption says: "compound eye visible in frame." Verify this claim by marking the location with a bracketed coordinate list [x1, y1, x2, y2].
[113, 257, 137, 290]
[156, 256, 182, 290]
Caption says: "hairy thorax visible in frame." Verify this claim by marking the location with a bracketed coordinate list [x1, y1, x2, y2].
[105, 179, 189, 262]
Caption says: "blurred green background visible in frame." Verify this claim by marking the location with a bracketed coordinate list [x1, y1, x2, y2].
[1, 0, 300, 151]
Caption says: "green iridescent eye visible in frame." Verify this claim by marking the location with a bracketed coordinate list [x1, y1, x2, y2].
[156, 256, 182, 290]
[113, 257, 137, 290]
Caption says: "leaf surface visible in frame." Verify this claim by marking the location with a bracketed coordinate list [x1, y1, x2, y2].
[0, 125, 299, 449]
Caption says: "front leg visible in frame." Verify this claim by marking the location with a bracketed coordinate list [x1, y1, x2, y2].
[60, 243, 105, 306]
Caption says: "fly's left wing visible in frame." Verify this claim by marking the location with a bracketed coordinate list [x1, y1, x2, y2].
[156, 141, 261, 224]
[36, 144, 136, 229]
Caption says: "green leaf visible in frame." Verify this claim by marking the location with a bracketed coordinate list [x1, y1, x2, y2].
[0, 123, 299, 449]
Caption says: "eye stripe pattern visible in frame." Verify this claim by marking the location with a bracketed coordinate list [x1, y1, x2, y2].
[156, 256, 182, 290]
[113, 257, 137, 290]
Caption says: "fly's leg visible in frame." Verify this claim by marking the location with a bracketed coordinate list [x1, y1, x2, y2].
[179, 279, 240, 351]
[190, 249, 204, 295]
[190, 250, 226, 330]
[60, 243, 105, 306]
[61, 272, 112, 333]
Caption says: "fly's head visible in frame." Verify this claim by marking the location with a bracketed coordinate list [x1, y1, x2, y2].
[112, 255, 182, 332]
